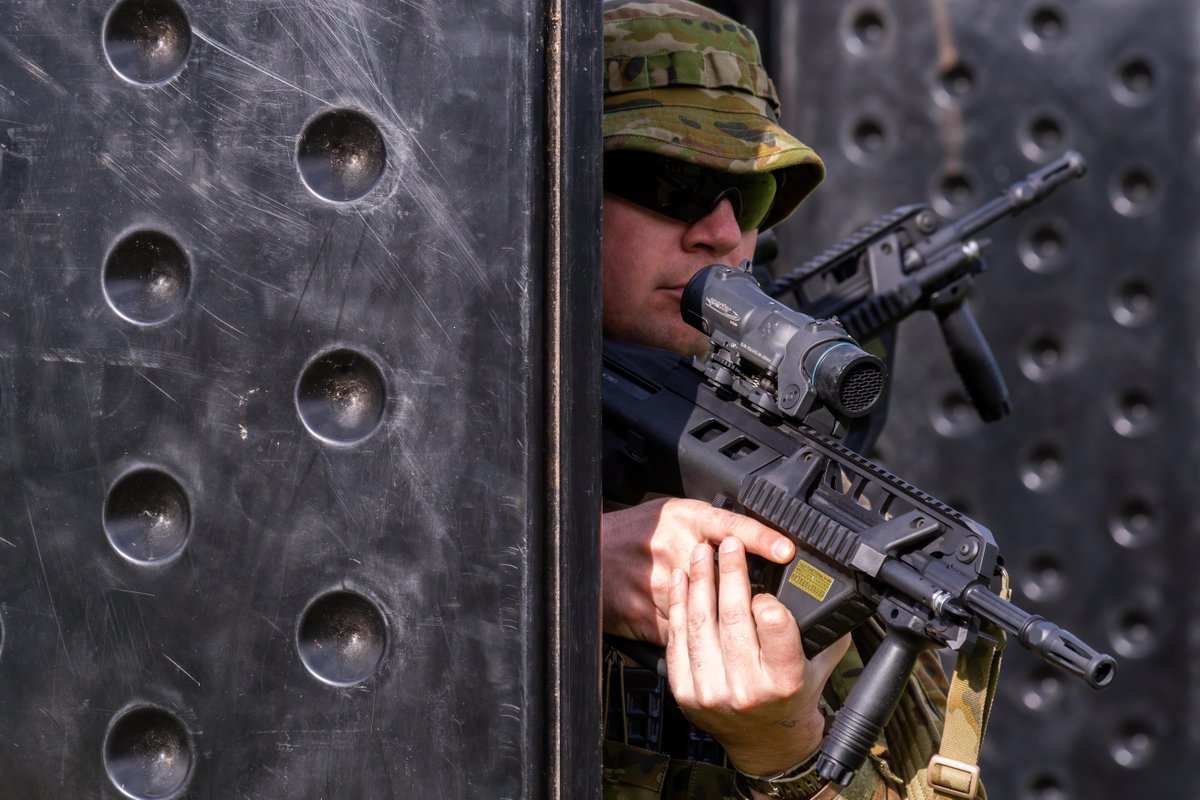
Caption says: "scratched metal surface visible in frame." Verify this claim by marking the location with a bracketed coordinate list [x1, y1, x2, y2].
[0, 1, 600, 798]
[749, 0, 1199, 797]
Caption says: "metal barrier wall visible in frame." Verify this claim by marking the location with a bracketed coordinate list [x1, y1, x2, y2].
[0, 1, 602, 797]
[745, 1, 1198, 797]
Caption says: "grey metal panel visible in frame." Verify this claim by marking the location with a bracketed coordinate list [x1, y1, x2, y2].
[759, 1, 1199, 796]
[0, 0, 601, 797]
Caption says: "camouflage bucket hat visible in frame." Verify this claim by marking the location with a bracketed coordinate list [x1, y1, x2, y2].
[602, 0, 825, 229]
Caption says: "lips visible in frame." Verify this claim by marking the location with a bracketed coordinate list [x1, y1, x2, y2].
[660, 286, 686, 305]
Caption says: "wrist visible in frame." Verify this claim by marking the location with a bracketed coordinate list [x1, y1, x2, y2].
[733, 750, 827, 800]
[723, 709, 825, 778]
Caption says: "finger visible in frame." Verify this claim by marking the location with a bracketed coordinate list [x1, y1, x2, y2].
[715, 538, 760, 676]
[694, 503, 795, 564]
[807, 633, 854, 686]
[750, 593, 805, 679]
[665, 567, 696, 700]
[685, 542, 725, 691]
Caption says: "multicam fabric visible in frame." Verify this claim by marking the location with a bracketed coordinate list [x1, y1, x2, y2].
[603, 740, 739, 800]
[601, 0, 824, 229]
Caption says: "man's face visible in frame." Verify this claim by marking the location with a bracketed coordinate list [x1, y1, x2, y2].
[602, 193, 758, 357]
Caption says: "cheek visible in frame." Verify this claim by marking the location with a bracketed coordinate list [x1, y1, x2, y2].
[602, 204, 659, 303]
[602, 250, 641, 311]
[735, 233, 758, 264]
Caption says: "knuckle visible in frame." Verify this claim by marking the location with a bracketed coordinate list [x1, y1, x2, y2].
[730, 512, 769, 541]
[686, 609, 709, 632]
[664, 496, 700, 521]
[717, 551, 744, 573]
[700, 504, 738, 538]
[728, 686, 756, 713]
[754, 598, 794, 630]
[671, 686, 696, 707]
[718, 605, 749, 627]
[692, 686, 721, 710]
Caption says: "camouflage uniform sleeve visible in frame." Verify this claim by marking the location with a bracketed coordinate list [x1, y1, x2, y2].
[603, 739, 672, 800]
[603, 739, 741, 800]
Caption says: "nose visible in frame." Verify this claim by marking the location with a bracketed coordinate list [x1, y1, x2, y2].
[681, 196, 745, 256]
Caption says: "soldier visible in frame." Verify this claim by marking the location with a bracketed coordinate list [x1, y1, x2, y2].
[598, 2, 984, 798]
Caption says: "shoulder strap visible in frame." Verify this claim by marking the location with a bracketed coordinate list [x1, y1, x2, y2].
[919, 569, 1011, 800]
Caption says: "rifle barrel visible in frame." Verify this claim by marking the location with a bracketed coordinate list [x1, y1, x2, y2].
[962, 582, 1116, 689]
[941, 150, 1087, 244]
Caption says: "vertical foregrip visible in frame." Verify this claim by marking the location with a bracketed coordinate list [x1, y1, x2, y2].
[816, 628, 926, 785]
[934, 299, 1011, 421]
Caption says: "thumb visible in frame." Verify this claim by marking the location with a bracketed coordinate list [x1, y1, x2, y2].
[807, 633, 854, 686]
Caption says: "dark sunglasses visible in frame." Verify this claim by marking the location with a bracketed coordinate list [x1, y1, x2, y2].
[604, 151, 779, 232]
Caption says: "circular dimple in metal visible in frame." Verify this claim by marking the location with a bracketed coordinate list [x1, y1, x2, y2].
[103, 0, 192, 85]
[931, 390, 979, 438]
[1108, 389, 1155, 438]
[1021, 113, 1066, 160]
[1019, 443, 1062, 492]
[1018, 332, 1064, 382]
[1109, 166, 1157, 217]
[103, 706, 193, 799]
[1109, 277, 1154, 327]
[847, 116, 887, 162]
[1110, 716, 1158, 768]
[849, 8, 887, 51]
[104, 469, 190, 564]
[1019, 221, 1067, 273]
[1114, 56, 1155, 106]
[1109, 497, 1157, 548]
[295, 348, 386, 444]
[103, 230, 190, 325]
[1028, 5, 1066, 42]
[1021, 771, 1069, 800]
[297, 591, 387, 686]
[297, 110, 387, 202]
[1111, 606, 1157, 658]
[938, 62, 975, 100]
[935, 171, 974, 213]
[1020, 664, 1065, 712]
[1019, 552, 1064, 601]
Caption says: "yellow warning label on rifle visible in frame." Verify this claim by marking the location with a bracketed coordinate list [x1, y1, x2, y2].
[788, 558, 834, 602]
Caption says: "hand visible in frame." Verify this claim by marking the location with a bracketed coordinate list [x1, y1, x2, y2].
[666, 537, 853, 777]
[602, 497, 797, 645]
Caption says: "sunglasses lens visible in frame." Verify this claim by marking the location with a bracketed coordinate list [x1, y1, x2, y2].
[604, 152, 777, 231]
[725, 174, 777, 231]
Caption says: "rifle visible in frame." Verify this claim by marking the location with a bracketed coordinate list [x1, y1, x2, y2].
[768, 151, 1087, 426]
[602, 264, 1115, 785]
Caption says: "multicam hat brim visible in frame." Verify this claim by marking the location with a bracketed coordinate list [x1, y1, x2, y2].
[603, 87, 825, 229]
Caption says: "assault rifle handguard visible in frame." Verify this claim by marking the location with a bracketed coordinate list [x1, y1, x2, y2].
[603, 264, 1115, 786]
[770, 152, 1087, 422]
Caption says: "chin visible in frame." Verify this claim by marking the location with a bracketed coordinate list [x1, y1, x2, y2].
[610, 320, 708, 358]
